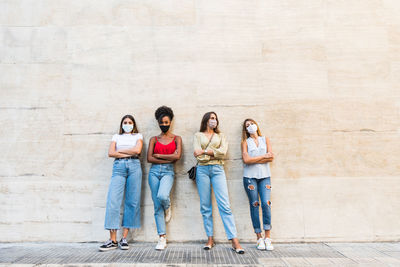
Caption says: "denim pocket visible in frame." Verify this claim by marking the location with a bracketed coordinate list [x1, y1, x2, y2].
[213, 164, 224, 173]
[113, 160, 125, 169]
[127, 159, 140, 166]
[166, 165, 174, 173]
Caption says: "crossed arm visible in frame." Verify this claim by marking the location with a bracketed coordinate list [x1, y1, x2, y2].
[147, 136, 182, 164]
[193, 133, 228, 161]
[108, 139, 143, 158]
[241, 137, 274, 164]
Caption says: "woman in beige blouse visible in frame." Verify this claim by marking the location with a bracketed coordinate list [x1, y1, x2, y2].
[193, 111, 244, 254]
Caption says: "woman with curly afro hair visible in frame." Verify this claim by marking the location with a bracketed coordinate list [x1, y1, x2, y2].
[147, 105, 182, 250]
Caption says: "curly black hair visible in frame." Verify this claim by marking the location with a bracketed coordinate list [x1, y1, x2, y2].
[155, 105, 174, 123]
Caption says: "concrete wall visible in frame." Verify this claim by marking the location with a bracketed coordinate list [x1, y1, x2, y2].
[0, 0, 399, 242]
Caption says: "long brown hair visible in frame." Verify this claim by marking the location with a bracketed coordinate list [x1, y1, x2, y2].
[200, 111, 220, 133]
[242, 118, 262, 141]
[119, 114, 139, 134]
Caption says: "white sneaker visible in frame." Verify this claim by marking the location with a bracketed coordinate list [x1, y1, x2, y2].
[165, 205, 172, 223]
[256, 238, 266, 250]
[264, 238, 274, 251]
[155, 236, 167, 250]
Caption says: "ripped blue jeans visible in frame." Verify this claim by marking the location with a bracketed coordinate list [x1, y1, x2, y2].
[243, 177, 271, 233]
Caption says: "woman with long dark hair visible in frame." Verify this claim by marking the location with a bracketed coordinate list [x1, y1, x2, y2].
[99, 115, 143, 251]
[193, 111, 244, 254]
[147, 106, 182, 250]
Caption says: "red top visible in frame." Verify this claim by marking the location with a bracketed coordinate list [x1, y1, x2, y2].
[154, 136, 176, 155]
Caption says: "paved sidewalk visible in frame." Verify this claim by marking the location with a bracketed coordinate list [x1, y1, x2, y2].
[1, 242, 400, 266]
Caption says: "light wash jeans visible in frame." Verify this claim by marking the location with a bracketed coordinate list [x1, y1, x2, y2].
[148, 163, 174, 236]
[104, 158, 142, 230]
[196, 164, 237, 240]
[243, 177, 272, 233]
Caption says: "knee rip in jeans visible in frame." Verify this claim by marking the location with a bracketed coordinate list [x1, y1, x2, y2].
[267, 200, 271, 206]
[248, 184, 255, 190]
[266, 185, 271, 189]
[252, 201, 259, 207]
[158, 196, 168, 202]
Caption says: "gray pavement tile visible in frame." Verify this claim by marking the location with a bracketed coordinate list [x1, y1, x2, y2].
[318, 256, 357, 266]
[281, 257, 312, 266]
[345, 257, 383, 265]
[381, 251, 400, 259]
[303, 257, 335, 266]
[0, 242, 399, 266]
[374, 256, 400, 266]
[258, 258, 288, 266]
[367, 243, 400, 252]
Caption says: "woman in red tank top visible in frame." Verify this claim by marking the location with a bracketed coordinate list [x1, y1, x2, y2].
[153, 135, 177, 155]
[147, 106, 182, 251]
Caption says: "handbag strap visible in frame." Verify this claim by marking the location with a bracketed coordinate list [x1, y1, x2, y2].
[204, 133, 214, 150]
[195, 133, 214, 167]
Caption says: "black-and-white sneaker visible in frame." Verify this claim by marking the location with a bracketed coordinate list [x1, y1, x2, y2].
[99, 239, 118, 252]
[119, 238, 129, 250]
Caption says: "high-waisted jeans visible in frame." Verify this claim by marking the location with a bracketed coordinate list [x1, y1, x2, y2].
[148, 163, 174, 236]
[196, 164, 237, 240]
[104, 158, 142, 230]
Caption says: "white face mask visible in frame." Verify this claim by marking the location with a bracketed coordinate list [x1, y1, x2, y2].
[122, 124, 134, 133]
[246, 124, 258, 134]
[208, 119, 217, 129]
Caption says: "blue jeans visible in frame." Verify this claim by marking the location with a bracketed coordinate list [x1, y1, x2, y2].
[104, 158, 142, 230]
[243, 177, 272, 233]
[148, 163, 174, 236]
[196, 164, 237, 240]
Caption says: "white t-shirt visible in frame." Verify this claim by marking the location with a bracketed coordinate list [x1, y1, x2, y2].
[111, 133, 143, 151]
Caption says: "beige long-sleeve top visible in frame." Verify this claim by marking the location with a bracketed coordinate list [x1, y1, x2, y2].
[193, 132, 228, 165]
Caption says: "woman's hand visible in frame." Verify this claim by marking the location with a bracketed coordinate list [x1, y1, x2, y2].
[114, 152, 130, 159]
[264, 152, 274, 158]
[153, 147, 181, 162]
[194, 149, 204, 157]
[263, 152, 274, 160]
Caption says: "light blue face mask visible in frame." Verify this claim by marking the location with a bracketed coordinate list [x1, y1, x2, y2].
[122, 124, 134, 133]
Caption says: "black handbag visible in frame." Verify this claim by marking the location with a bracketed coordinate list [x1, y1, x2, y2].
[187, 164, 197, 180]
[187, 133, 214, 181]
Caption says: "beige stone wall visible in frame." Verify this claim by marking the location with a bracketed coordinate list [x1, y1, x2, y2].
[0, 0, 399, 242]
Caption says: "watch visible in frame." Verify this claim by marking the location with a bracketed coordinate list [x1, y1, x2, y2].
[204, 149, 208, 154]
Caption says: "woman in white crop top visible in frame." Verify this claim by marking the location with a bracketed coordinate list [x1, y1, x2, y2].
[99, 115, 143, 252]
[241, 118, 274, 251]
